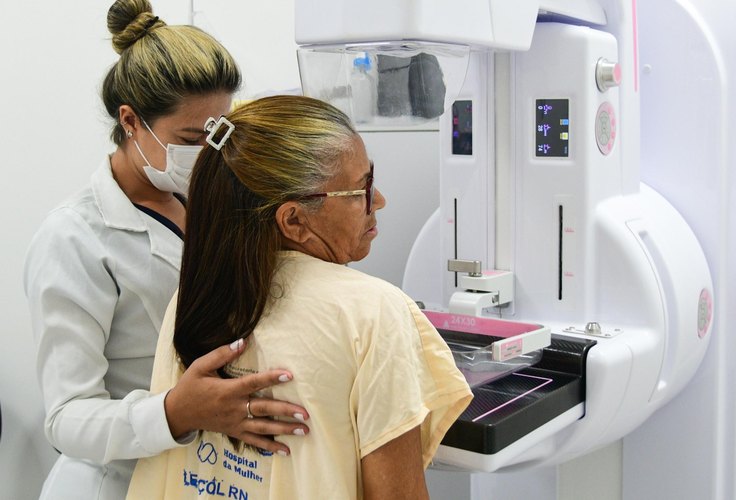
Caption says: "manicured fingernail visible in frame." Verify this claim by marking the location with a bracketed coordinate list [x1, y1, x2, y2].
[293, 428, 306, 436]
[277, 450, 289, 457]
[293, 413, 305, 422]
[229, 338, 244, 351]
[278, 374, 291, 383]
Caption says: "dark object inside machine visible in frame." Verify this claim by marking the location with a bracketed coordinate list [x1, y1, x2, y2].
[439, 329, 596, 455]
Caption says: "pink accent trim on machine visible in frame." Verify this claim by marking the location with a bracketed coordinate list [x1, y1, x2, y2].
[423, 310, 543, 338]
[633, 0, 639, 92]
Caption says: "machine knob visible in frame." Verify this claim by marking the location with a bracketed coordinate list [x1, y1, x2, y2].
[585, 322, 602, 335]
[595, 58, 621, 92]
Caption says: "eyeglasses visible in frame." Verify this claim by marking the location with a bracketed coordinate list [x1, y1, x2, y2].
[302, 161, 375, 215]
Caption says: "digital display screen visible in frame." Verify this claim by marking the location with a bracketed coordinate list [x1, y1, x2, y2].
[452, 100, 473, 155]
[536, 99, 569, 157]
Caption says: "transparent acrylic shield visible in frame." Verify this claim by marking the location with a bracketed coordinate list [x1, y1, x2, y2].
[297, 41, 470, 126]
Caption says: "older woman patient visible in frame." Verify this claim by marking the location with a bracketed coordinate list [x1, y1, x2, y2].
[127, 95, 472, 500]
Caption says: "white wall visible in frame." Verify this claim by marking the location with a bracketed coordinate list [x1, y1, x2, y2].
[191, 0, 302, 97]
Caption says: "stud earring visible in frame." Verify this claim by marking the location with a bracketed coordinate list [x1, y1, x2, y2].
[126, 130, 133, 139]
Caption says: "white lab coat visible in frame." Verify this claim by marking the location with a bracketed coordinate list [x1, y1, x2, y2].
[24, 157, 191, 499]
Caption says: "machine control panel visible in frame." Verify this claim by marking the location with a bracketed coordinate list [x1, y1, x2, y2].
[595, 101, 617, 155]
[452, 100, 473, 155]
[535, 99, 570, 157]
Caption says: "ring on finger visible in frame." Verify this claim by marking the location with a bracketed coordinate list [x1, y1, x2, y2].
[246, 399, 254, 419]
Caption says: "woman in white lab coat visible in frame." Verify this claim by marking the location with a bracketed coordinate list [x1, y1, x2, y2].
[23, 1, 309, 499]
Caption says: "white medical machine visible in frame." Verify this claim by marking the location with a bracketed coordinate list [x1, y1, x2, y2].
[295, 0, 714, 472]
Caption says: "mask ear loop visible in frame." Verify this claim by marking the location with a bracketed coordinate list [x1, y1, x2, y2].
[204, 116, 235, 151]
[142, 120, 167, 150]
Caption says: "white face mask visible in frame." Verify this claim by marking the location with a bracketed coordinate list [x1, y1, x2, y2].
[134, 121, 203, 196]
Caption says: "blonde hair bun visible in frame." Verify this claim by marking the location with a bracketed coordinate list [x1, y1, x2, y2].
[107, 0, 166, 54]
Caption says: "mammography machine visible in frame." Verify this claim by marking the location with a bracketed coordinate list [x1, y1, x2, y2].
[295, 0, 715, 473]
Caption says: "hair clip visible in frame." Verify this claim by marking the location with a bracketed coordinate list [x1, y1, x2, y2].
[204, 116, 235, 151]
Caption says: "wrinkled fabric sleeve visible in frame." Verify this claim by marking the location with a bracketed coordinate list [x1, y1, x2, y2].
[24, 208, 183, 463]
[352, 288, 472, 467]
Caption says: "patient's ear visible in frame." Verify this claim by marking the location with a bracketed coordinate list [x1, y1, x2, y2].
[276, 201, 311, 244]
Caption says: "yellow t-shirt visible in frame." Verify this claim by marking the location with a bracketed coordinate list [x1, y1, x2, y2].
[127, 251, 472, 500]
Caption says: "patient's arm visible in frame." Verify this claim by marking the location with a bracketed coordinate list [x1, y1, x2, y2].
[361, 425, 430, 500]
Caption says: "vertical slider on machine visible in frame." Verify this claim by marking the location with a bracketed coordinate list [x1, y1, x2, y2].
[558, 204, 563, 301]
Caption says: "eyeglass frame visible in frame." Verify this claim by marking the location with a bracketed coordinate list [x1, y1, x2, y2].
[301, 161, 375, 215]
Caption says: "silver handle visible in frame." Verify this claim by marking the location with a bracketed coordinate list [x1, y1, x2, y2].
[447, 259, 482, 277]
